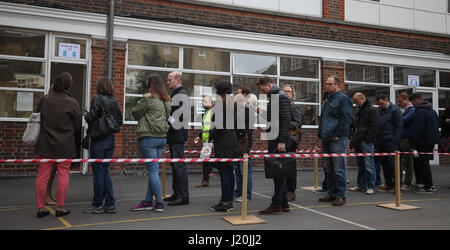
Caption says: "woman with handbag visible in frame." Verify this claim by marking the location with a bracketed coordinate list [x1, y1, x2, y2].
[282, 84, 303, 201]
[83, 78, 122, 214]
[35, 72, 82, 218]
[130, 74, 171, 212]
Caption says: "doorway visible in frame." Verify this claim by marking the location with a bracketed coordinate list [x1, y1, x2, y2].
[50, 62, 86, 171]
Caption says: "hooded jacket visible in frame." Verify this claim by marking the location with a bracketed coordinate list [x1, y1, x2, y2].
[350, 100, 379, 148]
[376, 102, 403, 145]
[412, 101, 440, 147]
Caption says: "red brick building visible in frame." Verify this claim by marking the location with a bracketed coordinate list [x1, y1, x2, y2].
[1, 0, 450, 175]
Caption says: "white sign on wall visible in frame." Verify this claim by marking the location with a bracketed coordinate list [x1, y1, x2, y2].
[58, 43, 81, 59]
[16, 92, 34, 112]
[408, 75, 420, 86]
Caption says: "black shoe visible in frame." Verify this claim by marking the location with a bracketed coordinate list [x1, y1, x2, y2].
[55, 209, 71, 217]
[210, 200, 233, 212]
[37, 210, 50, 218]
[281, 203, 290, 212]
[168, 198, 189, 206]
[163, 195, 178, 202]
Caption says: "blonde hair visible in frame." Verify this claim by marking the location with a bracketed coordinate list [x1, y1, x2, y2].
[282, 84, 295, 100]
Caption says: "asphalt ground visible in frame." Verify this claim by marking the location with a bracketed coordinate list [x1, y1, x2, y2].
[1, 164, 450, 232]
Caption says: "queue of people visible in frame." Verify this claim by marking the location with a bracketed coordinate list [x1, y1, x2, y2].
[32, 72, 443, 218]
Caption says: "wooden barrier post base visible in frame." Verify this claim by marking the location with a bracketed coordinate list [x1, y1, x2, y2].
[301, 186, 322, 192]
[377, 203, 420, 211]
[222, 215, 267, 226]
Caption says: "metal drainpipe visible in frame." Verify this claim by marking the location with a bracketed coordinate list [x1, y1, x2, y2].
[107, 0, 114, 80]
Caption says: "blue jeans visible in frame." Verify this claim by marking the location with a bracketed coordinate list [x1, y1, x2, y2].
[355, 142, 376, 190]
[90, 135, 115, 208]
[234, 158, 252, 200]
[322, 137, 348, 199]
[139, 137, 167, 204]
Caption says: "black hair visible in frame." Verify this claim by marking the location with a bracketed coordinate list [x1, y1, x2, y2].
[216, 80, 233, 96]
[54, 72, 73, 92]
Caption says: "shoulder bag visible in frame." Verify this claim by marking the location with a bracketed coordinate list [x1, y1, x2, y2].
[90, 96, 120, 139]
[23, 96, 45, 146]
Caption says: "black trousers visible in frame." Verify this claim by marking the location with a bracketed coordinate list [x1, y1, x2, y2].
[413, 144, 434, 189]
[169, 143, 189, 201]
[375, 140, 396, 187]
[268, 140, 291, 207]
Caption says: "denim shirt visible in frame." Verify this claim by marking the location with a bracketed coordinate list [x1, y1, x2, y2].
[319, 90, 353, 139]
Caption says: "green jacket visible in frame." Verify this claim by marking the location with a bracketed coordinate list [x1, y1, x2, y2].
[132, 93, 171, 138]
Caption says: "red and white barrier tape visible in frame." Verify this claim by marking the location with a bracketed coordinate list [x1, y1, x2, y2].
[166, 149, 319, 154]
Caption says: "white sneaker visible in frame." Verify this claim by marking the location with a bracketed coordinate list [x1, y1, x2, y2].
[365, 189, 375, 195]
[350, 186, 363, 192]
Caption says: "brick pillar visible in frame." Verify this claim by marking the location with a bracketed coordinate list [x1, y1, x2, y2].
[323, 0, 345, 20]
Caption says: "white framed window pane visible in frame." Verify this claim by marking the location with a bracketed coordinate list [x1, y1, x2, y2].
[0, 60, 45, 89]
[124, 96, 141, 121]
[280, 80, 319, 103]
[280, 57, 319, 78]
[234, 53, 277, 75]
[439, 90, 450, 109]
[0, 29, 45, 58]
[126, 69, 170, 95]
[346, 63, 389, 83]
[345, 83, 390, 104]
[0, 90, 44, 118]
[439, 71, 450, 88]
[298, 104, 319, 125]
[394, 67, 435, 87]
[55, 37, 86, 59]
[232, 75, 262, 96]
[181, 73, 229, 97]
[127, 42, 179, 68]
[183, 48, 230, 72]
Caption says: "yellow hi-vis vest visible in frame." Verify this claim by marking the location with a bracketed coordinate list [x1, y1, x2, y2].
[202, 109, 213, 143]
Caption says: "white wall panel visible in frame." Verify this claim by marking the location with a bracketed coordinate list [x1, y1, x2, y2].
[345, 0, 380, 25]
[381, 0, 414, 9]
[448, 15, 450, 34]
[279, 0, 322, 17]
[380, 5, 414, 30]
[415, 0, 447, 13]
[233, 0, 278, 12]
[415, 10, 446, 33]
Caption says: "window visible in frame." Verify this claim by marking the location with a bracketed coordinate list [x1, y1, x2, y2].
[54, 37, 86, 59]
[394, 67, 436, 87]
[345, 83, 390, 105]
[124, 42, 321, 126]
[0, 28, 47, 119]
[345, 63, 389, 84]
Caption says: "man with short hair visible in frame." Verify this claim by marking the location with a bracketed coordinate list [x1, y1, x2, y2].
[256, 76, 292, 215]
[375, 94, 403, 192]
[318, 76, 353, 206]
[396, 92, 415, 191]
[165, 71, 190, 206]
[410, 93, 440, 194]
[349, 92, 379, 195]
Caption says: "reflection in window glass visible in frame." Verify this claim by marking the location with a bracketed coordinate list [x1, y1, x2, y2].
[0, 90, 44, 118]
[280, 80, 318, 103]
[126, 69, 170, 95]
[232, 75, 261, 96]
[55, 37, 86, 59]
[182, 73, 229, 97]
[184, 48, 230, 72]
[0, 60, 45, 89]
[345, 84, 390, 104]
[394, 67, 435, 87]
[124, 96, 141, 121]
[298, 104, 319, 125]
[440, 90, 450, 109]
[234, 53, 276, 75]
[346, 64, 389, 83]
[280, 57, 319, 78]
[440, 71, 450, 88]
[0, 29, 45, 58]
[128, 42, 179, 68]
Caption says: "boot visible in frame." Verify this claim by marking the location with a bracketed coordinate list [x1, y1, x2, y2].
[195, 180, 209, 188]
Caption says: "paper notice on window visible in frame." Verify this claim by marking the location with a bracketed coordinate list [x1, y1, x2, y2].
[408, 75, 420, 86]
[16, 92, 34, 112]
[59, 43, 81, 59]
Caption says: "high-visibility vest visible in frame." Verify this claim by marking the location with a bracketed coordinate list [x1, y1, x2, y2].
[202, 109, 213, 143]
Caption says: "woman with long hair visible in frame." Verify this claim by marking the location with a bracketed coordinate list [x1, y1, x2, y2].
[130, 74, 171, 212]
[83, 77, 122, 214]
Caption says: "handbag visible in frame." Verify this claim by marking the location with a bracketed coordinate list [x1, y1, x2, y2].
[23, 96, 45, 146]
[200, 142, 214, 158]
[264, 150, 297, 179]
[90, 96, 119, 139]
[289, 123, 302, 149]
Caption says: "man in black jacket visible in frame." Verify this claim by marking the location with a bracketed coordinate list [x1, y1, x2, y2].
[349, 93, 379, 195]
[410, 93, 440, 194]
[164, 71, 190, 205]
[375, 94, 403, 192]
[256, 76, 292, 215]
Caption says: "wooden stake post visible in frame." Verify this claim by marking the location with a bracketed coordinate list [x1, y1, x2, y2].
[222, 154, 266, 225]
[301, 147, 321, 192]
[377, 151, 420, 211]
[161, 162, 171, 199]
